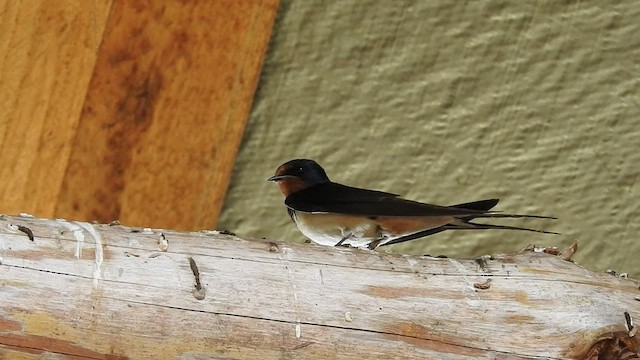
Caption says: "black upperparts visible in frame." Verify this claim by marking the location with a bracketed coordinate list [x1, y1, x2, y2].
[284, 182, 485, 217]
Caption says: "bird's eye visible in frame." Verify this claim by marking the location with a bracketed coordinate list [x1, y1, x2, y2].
[298, 167, 304, 173]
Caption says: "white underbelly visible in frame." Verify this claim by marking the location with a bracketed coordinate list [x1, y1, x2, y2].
[291, 211, 390, 248]
[289, 209, 455, 248]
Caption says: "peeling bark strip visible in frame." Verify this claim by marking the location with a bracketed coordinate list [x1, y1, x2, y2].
[0, 215, 639, 359]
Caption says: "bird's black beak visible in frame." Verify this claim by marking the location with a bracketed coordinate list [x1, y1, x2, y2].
[267, 175, 295, 182]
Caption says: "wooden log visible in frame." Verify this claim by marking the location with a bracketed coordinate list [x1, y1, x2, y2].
[0, 214, 638, 359]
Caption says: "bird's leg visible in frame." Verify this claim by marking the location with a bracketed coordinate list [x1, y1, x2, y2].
[335, 230, 352, 247]
[367, 225, 386, 250]
[367, 239, 382, 250]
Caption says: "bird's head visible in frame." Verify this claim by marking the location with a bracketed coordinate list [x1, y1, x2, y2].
[267, 159, 330, 196]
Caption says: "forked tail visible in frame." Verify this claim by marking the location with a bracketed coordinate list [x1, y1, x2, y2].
[380, 218, 558, 247]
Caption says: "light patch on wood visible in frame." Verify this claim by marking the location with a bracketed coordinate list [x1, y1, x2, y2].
[5, 248, 97, 261]
[365, 285, 432, 299]
[515, 292, 531, 306]
[504, 314, 536, 324]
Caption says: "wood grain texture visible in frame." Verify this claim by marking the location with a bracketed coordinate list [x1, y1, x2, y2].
[0, 215, 638, 359]
[55, 0, 279, 230]
[0, 0, 113, 217]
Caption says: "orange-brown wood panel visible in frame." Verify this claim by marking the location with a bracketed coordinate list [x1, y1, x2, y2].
[55, 0, 279, 230]
[0, 1, 113, 217]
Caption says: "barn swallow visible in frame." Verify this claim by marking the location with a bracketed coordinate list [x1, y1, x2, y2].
[268, 159, 557, 249]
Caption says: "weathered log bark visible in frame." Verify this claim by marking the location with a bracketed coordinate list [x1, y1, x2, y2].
[0, 214, 638, 359]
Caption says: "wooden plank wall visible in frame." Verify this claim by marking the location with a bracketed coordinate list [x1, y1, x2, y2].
[0, 0, 279, 230]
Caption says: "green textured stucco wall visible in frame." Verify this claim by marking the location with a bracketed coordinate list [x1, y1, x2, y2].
[219, 1, 640, 276]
